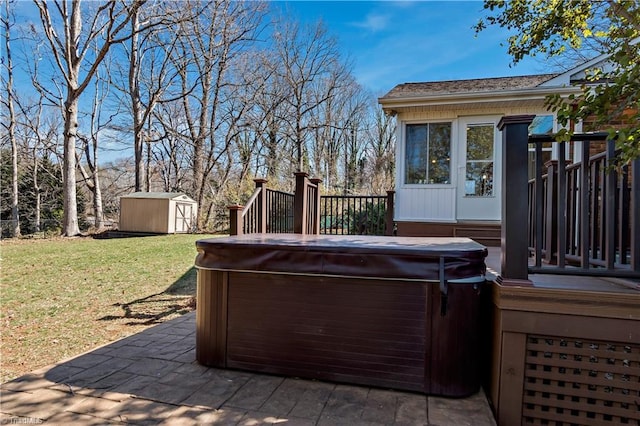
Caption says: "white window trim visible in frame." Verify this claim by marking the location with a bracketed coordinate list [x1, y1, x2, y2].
[399, 119, 457, 189]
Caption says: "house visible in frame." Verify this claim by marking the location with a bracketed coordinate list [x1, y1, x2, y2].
[119, 192, 197, 234]
[377, 55, 612, 244]
[378, 55, 640, 424]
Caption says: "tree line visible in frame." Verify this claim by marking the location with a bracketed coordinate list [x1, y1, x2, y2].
[1, 0, 396, 237]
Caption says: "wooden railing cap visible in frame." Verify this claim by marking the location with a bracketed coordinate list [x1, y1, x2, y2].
[497, 115, 535, 130]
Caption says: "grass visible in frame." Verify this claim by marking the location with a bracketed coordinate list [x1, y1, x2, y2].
[0, 233, 218, 383]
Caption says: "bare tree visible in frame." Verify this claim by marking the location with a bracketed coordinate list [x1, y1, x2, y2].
[309, 71, 365, 192]
[153, 102, 191, 192]
[362, 106, 396, 194]
[120, 2, 192, 192]
[1, 0, 20, 237]
[76, 56, 120, 231]
[270, 20, 344, 172]
[237, 49, 289, 185]
[33, 0, 145, 236]
[166, 0, 265, 229]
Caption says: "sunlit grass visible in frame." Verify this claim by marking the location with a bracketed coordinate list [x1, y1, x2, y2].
[0, 233, 219, 383]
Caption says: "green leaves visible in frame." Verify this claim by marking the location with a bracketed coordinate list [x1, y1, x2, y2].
[478, 0, 640, 165]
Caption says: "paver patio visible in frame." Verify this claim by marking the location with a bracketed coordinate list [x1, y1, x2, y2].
[1, 311, 496, 425]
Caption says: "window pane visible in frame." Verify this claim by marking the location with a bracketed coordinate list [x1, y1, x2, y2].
[466, 125, 493, 160]
[405, 123, 451, 185]
[465, 161, 493, 196]
[529, 115, 553, 135]
[405, 125, 427, 184]
[428, 123, 451, 184]
[465, 124, 494, 196]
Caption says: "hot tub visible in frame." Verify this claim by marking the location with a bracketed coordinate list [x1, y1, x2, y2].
[195, 234, 487, 397]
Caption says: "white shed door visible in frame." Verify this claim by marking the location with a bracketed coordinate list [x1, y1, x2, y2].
[456, 117, 501, 221]
[175, 203, 193, 233]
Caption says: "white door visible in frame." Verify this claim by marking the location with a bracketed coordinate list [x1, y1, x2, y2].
[456, 117, 501, 221]
[175, 203, 193, 233]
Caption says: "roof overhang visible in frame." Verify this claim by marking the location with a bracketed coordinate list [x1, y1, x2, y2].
[378, 86, 581, 116]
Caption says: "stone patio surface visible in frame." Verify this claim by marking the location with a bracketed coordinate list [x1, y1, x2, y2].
[1, 311, 497, 425]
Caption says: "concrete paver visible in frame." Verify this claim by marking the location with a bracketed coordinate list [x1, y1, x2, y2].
[0, 311, 496, 425]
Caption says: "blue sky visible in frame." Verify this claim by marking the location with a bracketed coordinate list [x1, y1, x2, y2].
[8, 1, 552, 97]
[272, 1, 552, 95]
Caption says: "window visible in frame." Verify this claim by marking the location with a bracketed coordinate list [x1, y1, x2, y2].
[465, 124, 494, 197]
[529, 115, 554, 135]
[405, 123, 451, 184]
[528, 115, 554, 179]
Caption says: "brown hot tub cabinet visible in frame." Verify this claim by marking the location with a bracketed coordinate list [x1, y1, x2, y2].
[195, 234, 487, 397]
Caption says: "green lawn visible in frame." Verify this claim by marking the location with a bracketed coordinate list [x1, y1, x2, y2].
[0, 233, 218, 383]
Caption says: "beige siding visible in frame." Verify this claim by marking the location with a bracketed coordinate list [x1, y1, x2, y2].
[119, 198, 171, 233]
[397, 102, 549, 121]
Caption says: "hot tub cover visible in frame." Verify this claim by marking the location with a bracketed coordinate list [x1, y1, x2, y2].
[196, 234, 487, 281]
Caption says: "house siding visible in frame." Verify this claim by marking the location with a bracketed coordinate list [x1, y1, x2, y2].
[394, 103, 551, 225]
[396, 186, 456, 222]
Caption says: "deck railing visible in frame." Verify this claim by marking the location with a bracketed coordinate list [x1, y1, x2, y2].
[294, 172, 321, 235]
[229, 179, 295, 235]
[229, 175, 395, 236]
[500, 115, 640, 279]
[265, 188, 295, 233]
[320, 192, 395, 236]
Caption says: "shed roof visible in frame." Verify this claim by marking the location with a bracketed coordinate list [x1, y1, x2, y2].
[380, 74, 559, 100]
[121, 192, 196, 203]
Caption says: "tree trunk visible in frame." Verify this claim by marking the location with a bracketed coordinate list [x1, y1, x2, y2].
[62, 95, 80, 236]
[129, 11, 145, 192]
[3, 3, 20, 237]
[33, 156, 41, 233]
[93, 174, 104, 229]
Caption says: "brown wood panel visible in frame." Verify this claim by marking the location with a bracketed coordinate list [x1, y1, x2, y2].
[494, 284, 640, 321]
[397, 221, 501, 246]
[225, 272, 428, 392]
[522, 407, 633, 425]
[428, 282, 483, 397]
[500, 310, 639, 343]
[522, 333, 640, 424]
[526, 380, 635, 405]
[497, 332, 527, 426]
[489, 281, 640, 424]
[196, 270, 227, 366]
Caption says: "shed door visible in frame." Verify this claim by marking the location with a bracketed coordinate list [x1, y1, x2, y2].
[456, 117, 501, 221]
[175, 203, 193, 233]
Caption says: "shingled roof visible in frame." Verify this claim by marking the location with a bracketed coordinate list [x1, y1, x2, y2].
[381, 74, 560, 100]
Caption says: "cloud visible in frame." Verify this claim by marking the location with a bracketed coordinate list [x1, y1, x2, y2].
[350, 12, 389, 33]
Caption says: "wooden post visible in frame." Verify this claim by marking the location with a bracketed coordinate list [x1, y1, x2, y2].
[632, 157, 640, 273]
[497, 115, 535, 281]
[544, 160, 559, 264]
[294, 172, 308, 234]
[604, 140, 617, 269]
[254, 179, 268, 233]
[228, 205, 244, 236]
[385, 190, 395, 236]
[310, 178, 322, 235]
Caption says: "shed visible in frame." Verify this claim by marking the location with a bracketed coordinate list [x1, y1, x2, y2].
[119, 192, 197, 234]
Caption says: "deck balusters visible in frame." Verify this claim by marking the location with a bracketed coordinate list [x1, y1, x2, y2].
[524, 127, 639, 278]
[230, 174, 395, 237]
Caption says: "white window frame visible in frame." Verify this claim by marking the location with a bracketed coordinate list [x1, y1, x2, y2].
[400, 120, 456, 189]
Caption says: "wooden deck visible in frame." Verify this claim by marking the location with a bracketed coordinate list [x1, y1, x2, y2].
[483, 247, 639, 425]
[485, 246, 640, 292]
